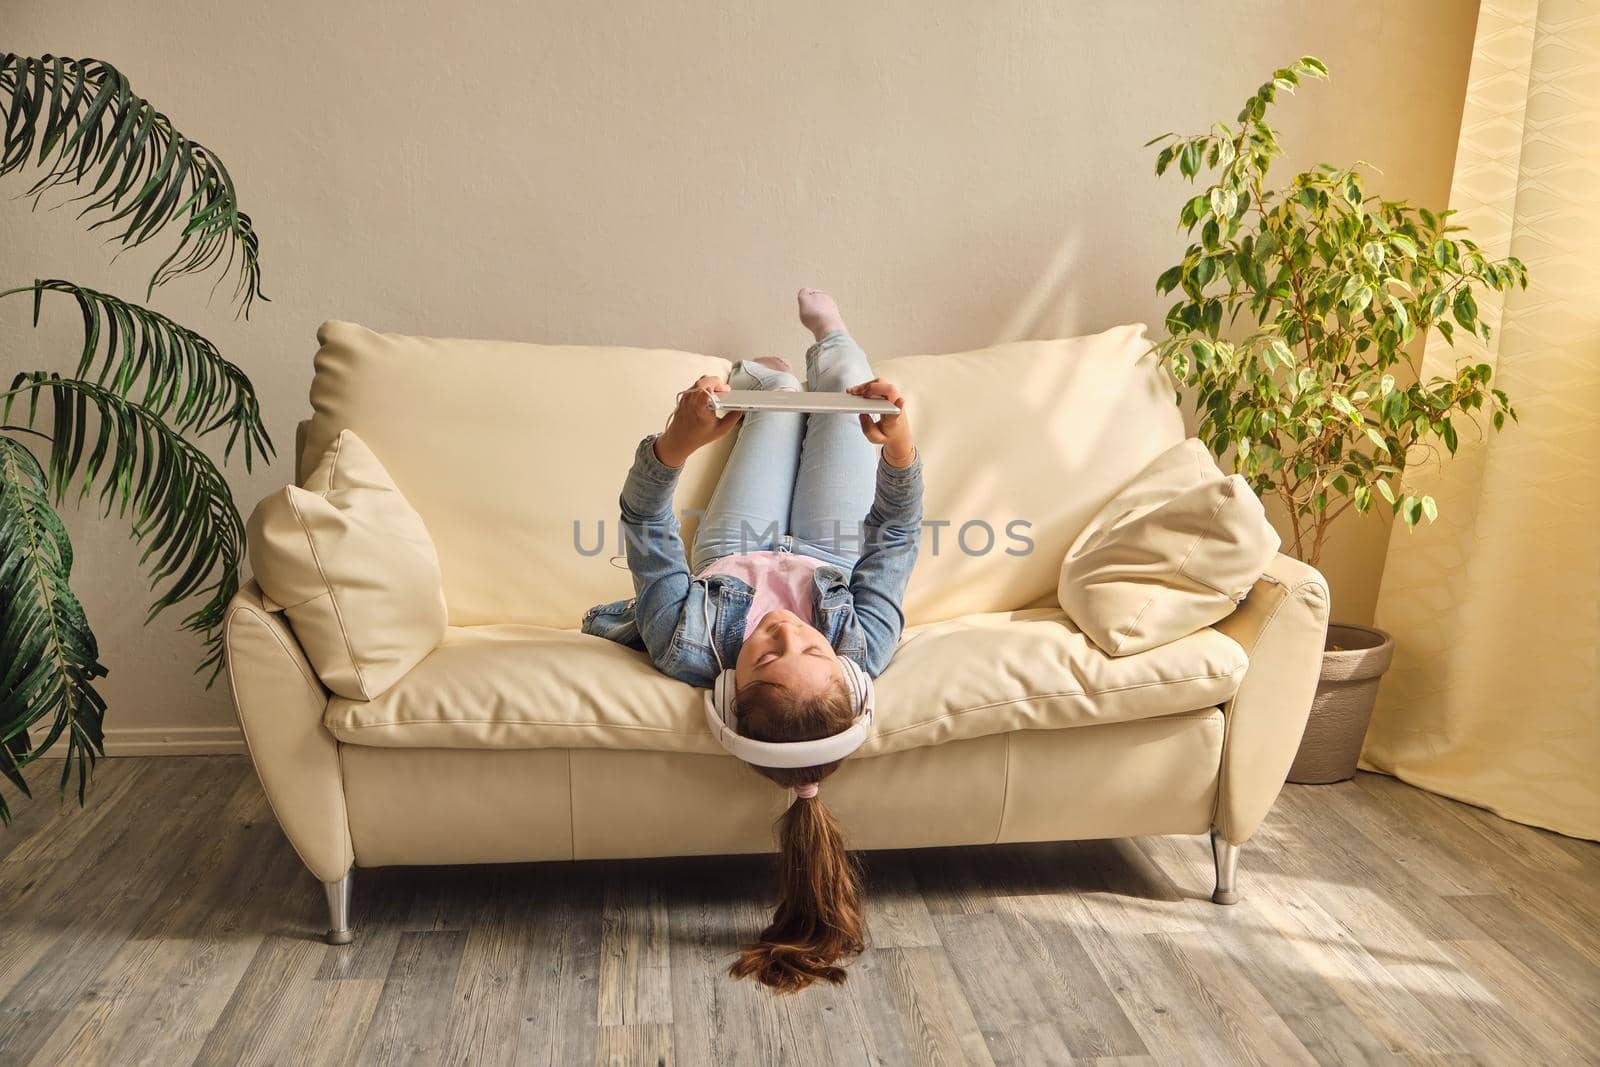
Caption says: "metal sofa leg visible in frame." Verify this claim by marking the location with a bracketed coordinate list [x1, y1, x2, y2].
[324, 870, 354, 944]
[1211, 830, 1241, 905]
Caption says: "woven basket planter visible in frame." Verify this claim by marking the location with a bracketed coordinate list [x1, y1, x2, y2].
[1286, 622, 1396, 785]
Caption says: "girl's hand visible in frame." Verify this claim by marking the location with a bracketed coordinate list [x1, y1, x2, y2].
[849, 378, 916, 467]
[655, 375, 740, 467]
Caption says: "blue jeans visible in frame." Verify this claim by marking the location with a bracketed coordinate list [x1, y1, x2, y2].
[690, 330, 879, 572]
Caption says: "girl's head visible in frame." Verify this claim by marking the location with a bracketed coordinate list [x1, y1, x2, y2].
[733, 608, 843, 700]
[726, 616, 866, 993]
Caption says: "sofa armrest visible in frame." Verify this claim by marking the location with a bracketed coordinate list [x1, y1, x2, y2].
[224, 580, 353, 881]
[1207, 552, 1331, 844]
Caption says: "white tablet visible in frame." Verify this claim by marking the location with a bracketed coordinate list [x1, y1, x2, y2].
[708, 390, 900, 417]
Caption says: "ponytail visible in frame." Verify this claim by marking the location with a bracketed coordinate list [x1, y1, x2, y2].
[729, 792, 865, 992]
[729, 676, 866, 993]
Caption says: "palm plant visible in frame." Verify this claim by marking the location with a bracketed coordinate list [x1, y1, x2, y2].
[0, 53, 272, 823]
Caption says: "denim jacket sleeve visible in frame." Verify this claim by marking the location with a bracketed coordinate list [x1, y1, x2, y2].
[849, 452, 924, 675]
[617, 434, 693, 664]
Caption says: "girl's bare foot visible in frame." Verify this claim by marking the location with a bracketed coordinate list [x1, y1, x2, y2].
[797, 288, 847, 341]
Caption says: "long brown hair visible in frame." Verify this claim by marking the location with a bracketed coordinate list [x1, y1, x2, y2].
[728, 676, 865, 993]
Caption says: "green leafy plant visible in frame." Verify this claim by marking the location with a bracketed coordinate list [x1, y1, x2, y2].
[0, 54, 272, 823]
[1147, 57, 1527, 565]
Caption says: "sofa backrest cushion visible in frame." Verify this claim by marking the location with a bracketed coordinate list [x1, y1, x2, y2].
[1059, 437, 1281, 655]
[304, 321, 733, 627]
[247, 429, 447, 699]
[301, 320, 1183, 630]
[874, 324, 1185, 624]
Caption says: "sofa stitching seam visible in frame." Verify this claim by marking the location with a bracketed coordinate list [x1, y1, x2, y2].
[1113, 591, 1160, 656]
[259, 587, 333, 613]
[873, 667, 1247, 738]
[325, 430, 346, 487]
[331, 719, 702, 733]
[286, 487, 370, 697]
[327, 666, 1248, 739]
[228, 603, 329, 700]
[1175, 489, 1235, 595]
[993, 734, 1012, 845]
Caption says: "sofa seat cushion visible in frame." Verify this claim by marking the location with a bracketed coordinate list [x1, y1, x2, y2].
[324, 608, 1249, 756]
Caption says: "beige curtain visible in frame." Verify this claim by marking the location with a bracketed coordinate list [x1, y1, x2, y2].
[1362, 0, 1599, 840]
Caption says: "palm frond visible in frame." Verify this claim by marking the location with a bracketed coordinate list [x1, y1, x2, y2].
[0, 53, 266, 315]
[2, 280, 274, 470]
[0, 437, 108, 825]
[4, 376, 246, 680]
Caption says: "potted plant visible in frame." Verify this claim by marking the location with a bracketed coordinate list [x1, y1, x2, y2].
[0, 54, 271, 821]
[1146, 57, 1527, 783]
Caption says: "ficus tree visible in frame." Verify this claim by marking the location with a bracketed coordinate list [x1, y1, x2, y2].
[1146, 56, 1527, 566]
[0, 54, 271, 822]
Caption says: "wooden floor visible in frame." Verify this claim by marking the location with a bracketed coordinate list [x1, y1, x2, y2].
[0, 757, 1595, 1066]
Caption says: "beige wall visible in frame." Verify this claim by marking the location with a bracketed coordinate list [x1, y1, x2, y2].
[2, 1, 1478, 751]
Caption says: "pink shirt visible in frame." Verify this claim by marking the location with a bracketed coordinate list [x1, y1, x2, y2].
[698, 550, 826, 637]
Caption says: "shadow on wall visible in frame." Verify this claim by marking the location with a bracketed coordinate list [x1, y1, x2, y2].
[991, 230, 1089, 345]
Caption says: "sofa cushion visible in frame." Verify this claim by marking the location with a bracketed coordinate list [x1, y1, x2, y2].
[871, 324, 1185, 625]
[246, 430, 447, 700]
[324, 608, 1249, 754]
[303, 321, 734, 628]
[1059, 438, 1281, 656]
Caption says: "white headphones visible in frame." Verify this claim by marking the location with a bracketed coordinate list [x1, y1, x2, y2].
[703, 657, 875, 769]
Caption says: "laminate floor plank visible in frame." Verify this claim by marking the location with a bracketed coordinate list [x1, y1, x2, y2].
[512, 863, 603, 1067]
[192, 933, 330, 1067]
[288, 977, 387, 1067]
[1436, 936, 1600, 1064]
[597, 876, 672, 1027]
[988, 891, 1150, 1059]
[1443, 891, 1600, 1017]
[355, 929, 471, 1066]
[861, 858, 942, 948]
[882, 945, 996, 1066]
[437, 866, 546, 1067]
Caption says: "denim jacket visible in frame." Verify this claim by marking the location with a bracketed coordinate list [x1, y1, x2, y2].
[582, 434, 924, 688]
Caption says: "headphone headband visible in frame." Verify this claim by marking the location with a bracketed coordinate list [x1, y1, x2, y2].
[703, 658, 875, 769]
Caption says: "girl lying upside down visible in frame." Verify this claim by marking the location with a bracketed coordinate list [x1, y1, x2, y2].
[582, 288, 923, 991]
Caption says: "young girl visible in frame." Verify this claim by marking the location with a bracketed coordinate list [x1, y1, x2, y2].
[582, 288, 922, 992]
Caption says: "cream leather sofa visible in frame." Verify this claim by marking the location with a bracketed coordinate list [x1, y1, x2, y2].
[224, 321, 1330, 944]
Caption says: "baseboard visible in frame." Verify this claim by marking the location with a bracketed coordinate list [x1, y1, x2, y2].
[31, 725, 248, 758]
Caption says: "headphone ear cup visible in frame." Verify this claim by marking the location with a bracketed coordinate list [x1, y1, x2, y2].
[839, 657, 871, 715]
[713, 669, 738, 725]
